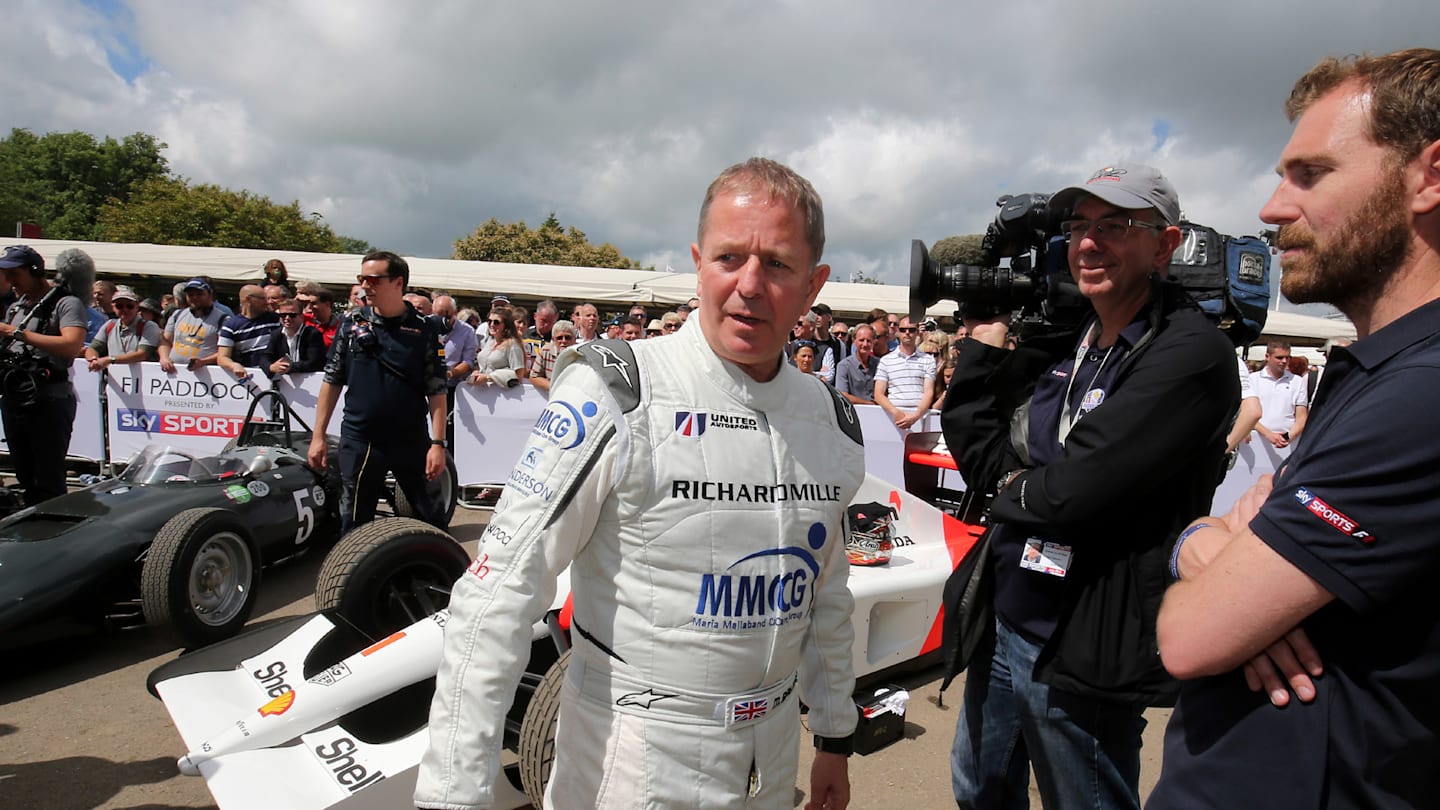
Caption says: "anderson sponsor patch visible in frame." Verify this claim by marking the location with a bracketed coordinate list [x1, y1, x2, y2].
[1294, 487, 1373, 543]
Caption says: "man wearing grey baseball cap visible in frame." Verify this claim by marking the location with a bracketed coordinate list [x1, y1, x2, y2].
[941, 162, 1236, 809]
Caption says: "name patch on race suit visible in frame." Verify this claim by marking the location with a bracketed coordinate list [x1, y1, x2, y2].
[1020, 538, 1072, 578]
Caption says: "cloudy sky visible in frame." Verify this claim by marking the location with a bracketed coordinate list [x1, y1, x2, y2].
[5, 0, 1431, 304]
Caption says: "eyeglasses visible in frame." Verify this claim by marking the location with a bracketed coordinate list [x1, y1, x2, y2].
[488, 319, 505, 326]
[831, 330, 846, 337]
[663, 323, 679, 331]
[113, 301, 137, 310]
[1060, 217, 1164, 241]
[277, 311, 301, 319]
[357, 273, 394, 284]
[896, 326, 919, 333]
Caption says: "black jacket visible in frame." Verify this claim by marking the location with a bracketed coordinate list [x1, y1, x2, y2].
[941, 278, 1237, 706]
[265, 324, 327, 374]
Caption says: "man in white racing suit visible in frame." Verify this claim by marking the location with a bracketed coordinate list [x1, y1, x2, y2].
[419, 158, 865, 809]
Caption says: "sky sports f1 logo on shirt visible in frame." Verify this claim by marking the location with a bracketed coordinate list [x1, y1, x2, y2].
[117, 408, 251, 438]
[1294, 487, 1373, 543]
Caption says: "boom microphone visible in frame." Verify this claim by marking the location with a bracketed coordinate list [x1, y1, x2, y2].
[928, 234, 989, 268]
[53, 249, 97, 296]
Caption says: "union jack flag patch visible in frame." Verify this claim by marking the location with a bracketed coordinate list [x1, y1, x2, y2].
[731, 698, 769, 723]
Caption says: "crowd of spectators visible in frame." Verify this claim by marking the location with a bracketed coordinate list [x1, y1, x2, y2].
[71, 262, 1343, 454]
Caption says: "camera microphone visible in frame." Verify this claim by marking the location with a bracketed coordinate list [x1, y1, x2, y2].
[54, 249, 97, 296]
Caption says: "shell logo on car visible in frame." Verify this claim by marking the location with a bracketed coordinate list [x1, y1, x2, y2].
[258, 691, 296, 717]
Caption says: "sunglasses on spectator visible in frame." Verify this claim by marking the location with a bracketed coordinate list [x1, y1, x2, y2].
[897, 326, 919, 333]
[488, 319, 505, 326]
[831, 330, 846, 337]
[663, 323, 679, 331]
[357, 273, 394, 284]
[277, 311, 301, 319]
[113, 301, 137, 310]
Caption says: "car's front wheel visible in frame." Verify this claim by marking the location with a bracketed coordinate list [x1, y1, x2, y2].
[517, 649, 568, 806]
[141, 508, 259, 648]
[314, 517, 470, 638]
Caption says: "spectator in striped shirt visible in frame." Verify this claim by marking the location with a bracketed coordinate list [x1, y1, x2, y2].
[873, 315, 935, 429]
[217, 284, 282, 380]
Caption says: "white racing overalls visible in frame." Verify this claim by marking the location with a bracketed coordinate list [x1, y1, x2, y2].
[417, 318, 865, 809]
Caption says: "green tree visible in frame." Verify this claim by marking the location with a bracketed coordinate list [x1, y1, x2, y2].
[0, 128, 169, 240]
[336, 235, 374, 255]
[97, 177, 344, 252]
[452, 212, 643, 269]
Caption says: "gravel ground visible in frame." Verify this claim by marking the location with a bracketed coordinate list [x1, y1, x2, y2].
[0, 504, 1170, 809]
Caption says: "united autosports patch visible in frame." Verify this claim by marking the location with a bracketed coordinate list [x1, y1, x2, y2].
[1293, 487, 1373, 543]
[675, 411, 706, 438]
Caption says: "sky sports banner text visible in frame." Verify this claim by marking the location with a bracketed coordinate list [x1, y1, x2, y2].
[104, 363, 272, 461]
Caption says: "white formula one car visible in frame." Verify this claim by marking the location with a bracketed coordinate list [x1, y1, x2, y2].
[148, 473, 981, 809]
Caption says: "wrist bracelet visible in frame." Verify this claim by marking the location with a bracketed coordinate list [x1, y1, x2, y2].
[1169, 522, 1214, 581]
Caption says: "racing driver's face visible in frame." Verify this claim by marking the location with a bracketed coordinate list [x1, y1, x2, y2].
[693, 191, 829, 382]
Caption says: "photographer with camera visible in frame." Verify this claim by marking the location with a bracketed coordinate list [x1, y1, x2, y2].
[940, 164, 1236, 810]
[308, 250, 448, 534]
[0, 246, 89, 506]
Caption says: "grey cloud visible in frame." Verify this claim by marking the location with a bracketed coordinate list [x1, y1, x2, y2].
[8, 0, 1434, 303]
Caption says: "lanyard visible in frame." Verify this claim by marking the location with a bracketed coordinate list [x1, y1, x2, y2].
[1058, 320, 1116, 446]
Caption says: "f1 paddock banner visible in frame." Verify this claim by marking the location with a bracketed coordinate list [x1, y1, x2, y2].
[104, 363, 272, 461]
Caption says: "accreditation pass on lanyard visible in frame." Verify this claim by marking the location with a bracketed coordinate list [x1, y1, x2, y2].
[1035, 321, 1117, 579]
[1057, 320, 1115, 446]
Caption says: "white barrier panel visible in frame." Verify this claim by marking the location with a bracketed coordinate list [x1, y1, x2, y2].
[0, 359, 107, 461]
[272, 371, 347, 437]
[73, 360, 106, 460]
[104, 362, 272, 462]
[1210, 434, 1290, 516]
[448, 386, 941, 489]
[852, 404, 942, 489]
[452, 384, 551, 486]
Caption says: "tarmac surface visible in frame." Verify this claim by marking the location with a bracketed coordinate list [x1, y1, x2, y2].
[0, 503, 1171, 810]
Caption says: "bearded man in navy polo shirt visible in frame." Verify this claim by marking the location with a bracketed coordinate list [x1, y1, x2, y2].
[1152, 48, 1440, 809]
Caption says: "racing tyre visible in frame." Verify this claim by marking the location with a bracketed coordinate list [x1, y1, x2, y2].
[141, 507, 259, 648]
[518, 649, 568, 807]
[392, 451, 458, 528]
[314, 517, 470, 638]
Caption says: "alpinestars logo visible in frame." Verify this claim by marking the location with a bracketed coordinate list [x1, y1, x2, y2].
[1294, 487, 1373, 543]
[616, 689, 678, 709]
[591, 344, 633, 386]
